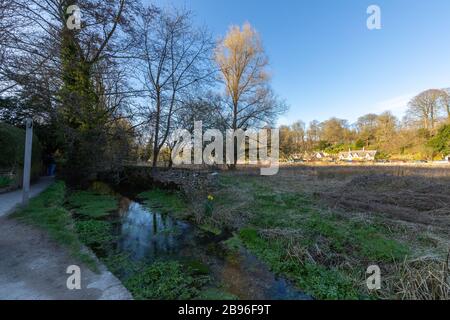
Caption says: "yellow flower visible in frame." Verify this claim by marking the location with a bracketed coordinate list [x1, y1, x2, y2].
[207, 195, 214, 201]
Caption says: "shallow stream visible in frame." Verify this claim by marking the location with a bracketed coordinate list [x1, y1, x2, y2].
[114, 197, 310, 300]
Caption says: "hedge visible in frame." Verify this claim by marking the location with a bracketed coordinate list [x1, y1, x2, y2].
[0, 122, 42, 179]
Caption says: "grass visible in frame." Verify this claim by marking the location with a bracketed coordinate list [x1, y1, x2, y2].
[124, 261, 210, 300]
[238, 228, 361, 299]
[12, 167, 446, 300]
[205, 171, 445, 299]
[10, 181, 217, 300]
[12, 181, 97, 270]
[196, 288, 239, 300]
[66, 186, 215, 300]
[102, 253, 211, 300]
[75, 220, 116, 251]
[67, 191, 118, 218]
[137, 189, 188, 216]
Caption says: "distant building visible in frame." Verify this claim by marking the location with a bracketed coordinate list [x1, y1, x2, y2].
[314, 152, 328, 160]
[338, 149, 378, 162]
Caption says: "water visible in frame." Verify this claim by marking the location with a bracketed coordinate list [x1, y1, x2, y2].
[116, 197, 311, 300]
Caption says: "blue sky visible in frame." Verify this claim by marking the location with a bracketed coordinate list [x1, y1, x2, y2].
[149, 0, 450, 125]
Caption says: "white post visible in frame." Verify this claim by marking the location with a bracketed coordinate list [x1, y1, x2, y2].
[22, 118, 33, 206]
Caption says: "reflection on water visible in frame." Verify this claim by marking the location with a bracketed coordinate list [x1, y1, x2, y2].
[118, 200, 190, 261]
[117, 197, 311, 300]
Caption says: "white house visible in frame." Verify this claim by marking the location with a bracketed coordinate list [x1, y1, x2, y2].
[338, 149, 378, 162]
[314, 152, 328, 159]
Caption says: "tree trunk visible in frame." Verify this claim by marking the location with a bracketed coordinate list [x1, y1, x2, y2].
[228, 102, 238, 170]
[152, 92, 161, 171]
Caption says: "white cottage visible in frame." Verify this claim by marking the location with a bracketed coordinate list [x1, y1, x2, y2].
[338, 149, 377, 162]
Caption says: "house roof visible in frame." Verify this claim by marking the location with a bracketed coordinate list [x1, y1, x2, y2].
[339, 150, 377, 157]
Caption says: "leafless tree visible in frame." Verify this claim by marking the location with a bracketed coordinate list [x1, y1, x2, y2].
[356, 114, 378, 147]
[0, 0, 142, 183]
[440, 89, 450, 121]
[407, 89, 445, 131]
[130, 7, 215, 169]
[215, 23, 286, 131]
[319, 118, 351, 145]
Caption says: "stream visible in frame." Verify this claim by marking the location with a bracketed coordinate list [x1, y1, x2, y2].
[114, 197, 311, 300]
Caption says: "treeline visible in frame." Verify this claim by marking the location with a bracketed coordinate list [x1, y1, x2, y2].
[280, 89, 450, 161]
[0, 1, 284, 184]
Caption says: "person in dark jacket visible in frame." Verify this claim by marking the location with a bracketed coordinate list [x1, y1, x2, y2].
[45, 154, 56, 176]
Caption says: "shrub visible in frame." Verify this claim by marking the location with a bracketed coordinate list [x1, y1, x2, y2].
[428, 124, 450, 156]
[0, 122, 42, 179]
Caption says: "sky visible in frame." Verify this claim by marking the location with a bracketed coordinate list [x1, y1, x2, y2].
[148, 0, 450, 126]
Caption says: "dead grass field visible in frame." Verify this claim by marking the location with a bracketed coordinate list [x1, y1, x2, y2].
[198, 164, 450, 299]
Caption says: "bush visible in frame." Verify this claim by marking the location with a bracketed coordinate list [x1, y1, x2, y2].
[0, 122, 42, 179]
[428, 124, 450, 156]
[0, 175, 13, 188]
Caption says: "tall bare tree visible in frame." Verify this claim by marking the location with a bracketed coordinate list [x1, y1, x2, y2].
[356, 114, 378, 147]
[440, 89, 450, 121]
[407, 89, 444, 131]
[215, 23, 286, 131]
[319, 118, 351, 145]
[131, 7, 214, 169]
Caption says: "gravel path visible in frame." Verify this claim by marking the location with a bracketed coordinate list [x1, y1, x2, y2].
[0, 178, 132, 300]
[0, 177, 54, 218]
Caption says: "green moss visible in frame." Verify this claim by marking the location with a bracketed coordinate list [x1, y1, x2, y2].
[102, 253, 144, 277]
[223, 235, 242, 253]
[138, 189, 188, 215]
[354, 230, 410, 261]
[294, 263, 360, 300]
[185, 260, 210, 275]
[67, 191, 118, 218]
[124, 261, 210, 300]
[238, 228, 359, 300]
[199, 224, 222, 235]
[89, 181, 115, 195]
[75, 220, 116, 250]
[197, 288, 239, 300]
[12, 181, 97, 270]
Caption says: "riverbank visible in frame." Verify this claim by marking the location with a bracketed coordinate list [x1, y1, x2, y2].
[100, 165, 449, 299]
[197, 167, 450, 299]
[138, 165, 449, 299]
[0, 181, 131, 300]
[7, 167, 449, 300]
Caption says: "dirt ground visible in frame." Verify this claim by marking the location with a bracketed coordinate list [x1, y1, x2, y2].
[202, 164, 450, 299]
[0, 216, 132, 300]
[229, 165, 450, 228]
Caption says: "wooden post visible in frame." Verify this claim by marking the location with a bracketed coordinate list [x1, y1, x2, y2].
[22, 118, 33, 206]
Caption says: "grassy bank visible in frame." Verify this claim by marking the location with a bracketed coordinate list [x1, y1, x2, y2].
[12, 171, 448, 300]
[65, 184, 216, 300]
[12, 181, 211, 300]
[12, 181, 97, 269]
[198, 170, 449, 300]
